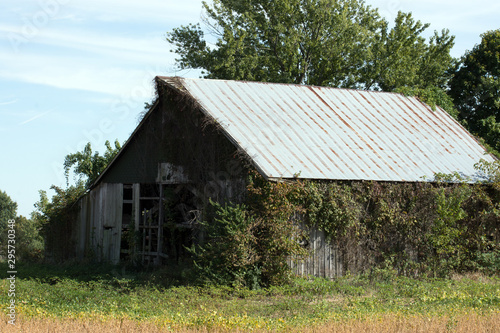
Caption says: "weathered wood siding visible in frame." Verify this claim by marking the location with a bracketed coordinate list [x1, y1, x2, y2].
[288, 228, 343, 279]
[76, 183, 123, 264]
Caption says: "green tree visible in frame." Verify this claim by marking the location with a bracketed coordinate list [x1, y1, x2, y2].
[34, 183, 86, 260]
[449, 29, 500, 153]
[0, 190, 44, 261]
[0, 189, 17, 225]
[15, 215, 44, 261]
[64, 139, 121, 188]
[167, 0, 454, 92]
[0, 190, 17, 256]
[366, 12, 455, 92]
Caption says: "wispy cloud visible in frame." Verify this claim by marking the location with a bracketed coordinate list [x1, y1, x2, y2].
[65, 0, 203, 24]
[0, 24, 177, 96]
[0, 56, 157, 96]
[0, 99, 18, 106]
[3, 0, 203, 23]
[19, 111, 50, 125]
[0, 23, 173, 63]
[52, 14, 85, 22]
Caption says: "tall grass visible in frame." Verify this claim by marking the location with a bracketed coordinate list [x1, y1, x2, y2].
[1, 262, 499, 332]
[2, 313, 500, 332]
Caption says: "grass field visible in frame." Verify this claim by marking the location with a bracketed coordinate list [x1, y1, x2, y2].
[1, 262, 499, 332]
[2, 313, 500, 332]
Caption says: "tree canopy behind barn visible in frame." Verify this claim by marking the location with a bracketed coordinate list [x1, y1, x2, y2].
[167, 0, 455, 92]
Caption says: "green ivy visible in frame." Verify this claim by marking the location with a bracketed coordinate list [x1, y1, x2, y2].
[193, 163, 499, 284]
[245, 167, 499, 278]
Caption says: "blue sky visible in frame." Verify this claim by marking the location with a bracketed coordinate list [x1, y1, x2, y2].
[1, 0, 499, 217]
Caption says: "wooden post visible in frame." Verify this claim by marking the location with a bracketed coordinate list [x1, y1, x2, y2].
[157, 184, 164, 265]
[148, 210, 152, 264]
[142, 209, 146, 263]
[133, 184, 140, 231]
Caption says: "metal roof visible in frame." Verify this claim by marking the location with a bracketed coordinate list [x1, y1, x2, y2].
[159, 77, 495, 182]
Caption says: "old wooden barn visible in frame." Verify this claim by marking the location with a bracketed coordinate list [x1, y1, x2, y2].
[73, 77, 496, 278]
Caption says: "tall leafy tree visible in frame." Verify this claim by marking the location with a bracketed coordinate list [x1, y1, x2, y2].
[15, 215, 44, 261]
[0, 190, 17, 254]
[63, 139, 121, 188]
[169, 0, 382, 86]
[0, 190, 44, 260]
[449, 29, 500, 153]
[167, 0, 454, 93]
[366, 12, 455, 91]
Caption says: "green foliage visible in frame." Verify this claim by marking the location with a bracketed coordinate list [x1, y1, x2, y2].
[480, 116, 500, 154]
[14, 215, 44, 261]
[0, 190, 17, 256]
[33, 140, 121, 261]
[167, 0, 454, 92]
[426, 185, 471, 274]
[189, 200, 261, 288]
[301, 182, 362, 241]
[63, 139, 121, 188]
[432, 186, 469, 254]
[190, 190, 308, 287]
[170, 0, 380, 85]
[396, 85, 459, 118]
[0, 190, 44, 261]
[243, 164, 499, 278]
[475, 159, 500, 184]
[1, 261, 499, 331]
[34, 182, 86, 261]
[189, 170, 310, 288]
[246, 171, 309, 285]
[367, 12, 455, 92]
[449, 29, 500, 153]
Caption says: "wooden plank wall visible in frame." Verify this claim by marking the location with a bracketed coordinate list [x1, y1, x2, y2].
[76, 183, 123, 264]
[76, 194, 90, 260]
[288, 227, 343, 279]
[75, 182, 344, 276]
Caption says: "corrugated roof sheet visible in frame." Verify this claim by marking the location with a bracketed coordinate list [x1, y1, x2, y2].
[159, 77, 496, 182]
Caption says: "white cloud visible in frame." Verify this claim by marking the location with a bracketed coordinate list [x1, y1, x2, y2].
[5, 0, 205, 25]
[0, 58, 156, 96]
[0, 99, 18, 106]
[66, 0, 204, 23]
[0, 23, 174, 62]
[19, 111, 51, 125]
[52, 13, 84, 22]
[0, 19, 181, 96]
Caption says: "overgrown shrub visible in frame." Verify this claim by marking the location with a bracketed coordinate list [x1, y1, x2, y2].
[190, 174, 309, 288]
[188, 200, 261, 288]
[246, 171, 309, 285]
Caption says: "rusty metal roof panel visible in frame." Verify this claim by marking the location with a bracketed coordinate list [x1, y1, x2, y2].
[159, 77, 495, 182]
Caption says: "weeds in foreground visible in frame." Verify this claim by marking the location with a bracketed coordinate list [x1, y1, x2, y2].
[0, 262, 499, 332]
[1, 312, 500, 333]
